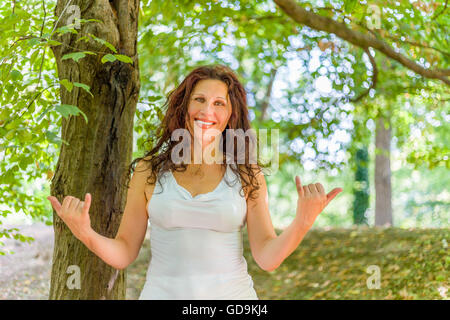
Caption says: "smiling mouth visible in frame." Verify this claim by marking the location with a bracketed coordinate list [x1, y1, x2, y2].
[194, 119, 216, 129]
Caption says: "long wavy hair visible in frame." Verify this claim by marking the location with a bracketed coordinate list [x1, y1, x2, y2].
[126, 64, 265, 201]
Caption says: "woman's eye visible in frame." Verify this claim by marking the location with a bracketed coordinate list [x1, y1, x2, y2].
[195, 97, 224, 106]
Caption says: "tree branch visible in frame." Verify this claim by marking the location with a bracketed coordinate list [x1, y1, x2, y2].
[259, 67, 278, 122]
[318, 7, 450, 59]
[382, 34, 450, 58]
[432, 0, 448, 19]
[273, 0, 450, 85]
[350, 48, 378, 103]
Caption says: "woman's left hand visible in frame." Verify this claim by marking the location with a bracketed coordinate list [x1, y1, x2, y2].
[294, 176, 342, 231]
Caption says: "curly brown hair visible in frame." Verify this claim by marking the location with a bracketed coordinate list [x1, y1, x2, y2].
[126, 64, 266, 201]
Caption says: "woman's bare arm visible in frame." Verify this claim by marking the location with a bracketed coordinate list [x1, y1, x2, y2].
[112, 160, 151, 269]
[49, 159, 151, 270]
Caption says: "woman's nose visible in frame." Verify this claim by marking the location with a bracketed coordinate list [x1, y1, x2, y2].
[201, 99, 215, 112]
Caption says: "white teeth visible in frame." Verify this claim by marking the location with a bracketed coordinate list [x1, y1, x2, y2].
[195, 120, 214, 125]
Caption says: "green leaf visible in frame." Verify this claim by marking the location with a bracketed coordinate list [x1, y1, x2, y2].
[60, 79, 73, 92]
[28, 38, 41, 46]
[45, 131, 60, 144]
[101, 54, 117, 64]
[54, 104, 88, 124]
[76, 36, 91, 43]
[19, 156, 33, 170]
[436, 274, 445, 282]
[114, 54, 133, 63]
[1, 210, 11, 217]
[20, 130, 33, 142]
[88, 34, 118, 53]
[29, 49, 40, 65]
[55, 25, 78, 35]
[10, 69, 22, 81]
[61, 52, 86, 62]
[344, 0, 358, 13]
[147, 95, 163, 102]
[5, 130, 15, 140]
[73, 82, 93, 97]
[46, 39, 62, 46]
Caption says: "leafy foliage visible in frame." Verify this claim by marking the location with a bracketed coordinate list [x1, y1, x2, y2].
[0, 0, 448, 248]
[0, 0, 133, 243]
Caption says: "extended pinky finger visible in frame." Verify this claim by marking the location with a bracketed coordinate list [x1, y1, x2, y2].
[295, 176, 304, 197]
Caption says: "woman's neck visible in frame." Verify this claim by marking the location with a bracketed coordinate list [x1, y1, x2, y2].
[189, 138, 224, 166]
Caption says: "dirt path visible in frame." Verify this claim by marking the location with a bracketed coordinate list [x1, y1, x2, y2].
[0, 222, 54, 299]
[0, 222, 150, 300]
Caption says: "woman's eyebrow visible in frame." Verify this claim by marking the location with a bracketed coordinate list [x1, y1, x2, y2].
[192, 93, 226, 100]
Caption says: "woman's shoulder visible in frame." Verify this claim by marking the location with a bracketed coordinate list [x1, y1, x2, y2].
[237, 163, 264, 178]
[135, 155, 153, 173]
[132, 156, 156, 191]
[136, 156, 157, 204]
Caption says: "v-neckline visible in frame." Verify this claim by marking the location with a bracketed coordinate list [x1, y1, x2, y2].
[170, 165, 228, 199]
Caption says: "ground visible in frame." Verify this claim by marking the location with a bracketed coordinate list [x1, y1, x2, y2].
[0, 221, 149, 300]
[0, 222, 448, 299]
[0, 222, 53, 299]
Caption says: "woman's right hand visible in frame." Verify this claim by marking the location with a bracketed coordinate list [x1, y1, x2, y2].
[47, 193, 93, 243]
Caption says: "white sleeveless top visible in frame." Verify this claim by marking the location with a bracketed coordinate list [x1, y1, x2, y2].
[138, 164, 259, 300]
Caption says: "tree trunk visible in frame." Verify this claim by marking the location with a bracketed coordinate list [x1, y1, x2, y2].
[374, 114, 393, 226]
[353, 147, 369, 225]
[48, 0, 140, 299]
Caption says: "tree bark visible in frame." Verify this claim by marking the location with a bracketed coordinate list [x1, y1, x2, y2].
[374, 114, 393, 227]
[48, 0, 140, 299]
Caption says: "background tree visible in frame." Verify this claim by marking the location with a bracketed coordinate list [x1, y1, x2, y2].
[352, 147, 369, 225]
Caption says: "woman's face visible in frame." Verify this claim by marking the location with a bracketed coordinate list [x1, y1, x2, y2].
[186, 79, 232, 147]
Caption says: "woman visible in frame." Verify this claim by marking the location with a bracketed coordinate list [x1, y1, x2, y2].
[47, 64, 342, 300]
